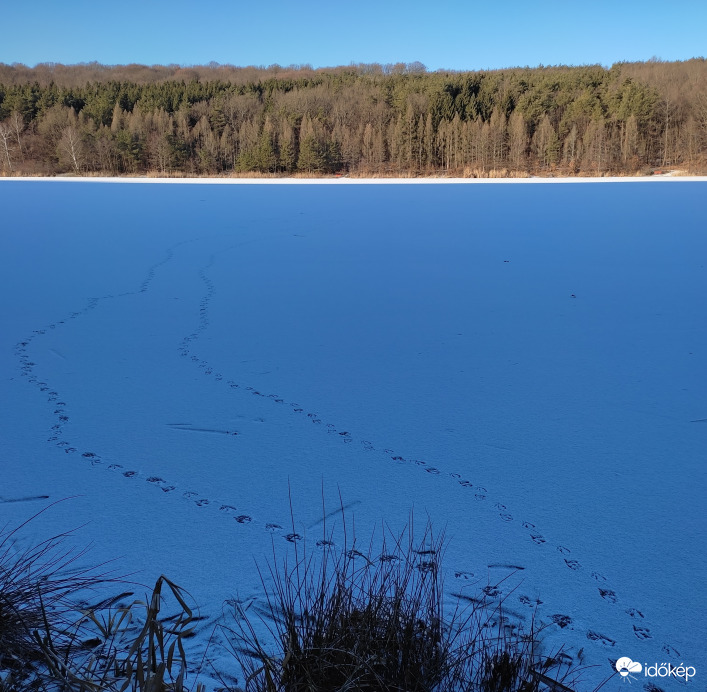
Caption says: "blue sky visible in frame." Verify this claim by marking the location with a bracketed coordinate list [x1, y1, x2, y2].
[3, 0, 705, 70]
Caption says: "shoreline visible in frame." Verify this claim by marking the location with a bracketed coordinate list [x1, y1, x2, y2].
[2, 174, 707, 184]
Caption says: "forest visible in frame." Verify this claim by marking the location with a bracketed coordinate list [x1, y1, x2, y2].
[0, 59, 706, 177]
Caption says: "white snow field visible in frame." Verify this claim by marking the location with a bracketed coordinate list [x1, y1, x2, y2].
[1, 179, 705, 690]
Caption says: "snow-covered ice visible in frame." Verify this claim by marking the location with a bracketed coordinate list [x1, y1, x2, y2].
[1, 179, 705, 689]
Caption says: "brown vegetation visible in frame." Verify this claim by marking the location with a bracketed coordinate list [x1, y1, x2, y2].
[1, 59, 706, 177]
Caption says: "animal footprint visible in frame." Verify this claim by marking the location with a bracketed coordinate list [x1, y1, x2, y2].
[183, 491, 198, 500]
[591, 571, 607, 582]
[556, 546, 570, 555]
[108, 464, 123, 471]
[123, 471, 138, 478]
[522, 521, 535, 530]
[564, 559, 581, 571]
[599, 589, 618, 603]
[147, 477, 175, 492]
[234, 515, 252, 524]
[454, 570, 474, 580]
[482, 585, 501, 598]
[626, 608, 644, 619]
[265, 523, 283, 533]
[633, 626, 652, 640]
[425, 467, 441, 475]
[499, 513, 513, 522]
[586, 631, 615, 647]
[551, 614, 572, 629]
[494, 503, 506, 510]
[662, 643, 680, 657]
[285, 533, 302, 543]
[194, 498, 209, 507]
[518, 595, 543, 607]
[316, 539, 335, 548]
[379, 554, 401, 563]
[530, 534, 546, 545]
[219, 505, 238, 514]
[459, 480, 473, 488]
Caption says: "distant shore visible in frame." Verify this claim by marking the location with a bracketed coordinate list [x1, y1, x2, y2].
[2, 174, 707, 184]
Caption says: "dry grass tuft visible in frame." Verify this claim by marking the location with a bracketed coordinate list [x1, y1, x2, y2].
[222, 500, 591, 692]
[0, 507, 202, 692]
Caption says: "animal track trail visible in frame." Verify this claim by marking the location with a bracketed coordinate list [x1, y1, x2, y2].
[173, 252, 669, 661]
[16, 234, 673, 669]
[13, 240, 208, 495]
[12, 243, 295, 538]
[22, 238, 662, 672]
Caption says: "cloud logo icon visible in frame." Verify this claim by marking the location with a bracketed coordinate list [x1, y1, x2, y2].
[616, 657, 642, 677]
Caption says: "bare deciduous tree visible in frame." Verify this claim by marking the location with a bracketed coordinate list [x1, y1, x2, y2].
[59, 126, 86, 173]
[0, 121, 14, 171]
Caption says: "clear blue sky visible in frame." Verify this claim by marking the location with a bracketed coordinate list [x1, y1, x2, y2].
[3, 0, 705, 71]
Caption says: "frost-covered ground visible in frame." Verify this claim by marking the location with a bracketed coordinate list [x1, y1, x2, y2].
[1, 179, 705, 690]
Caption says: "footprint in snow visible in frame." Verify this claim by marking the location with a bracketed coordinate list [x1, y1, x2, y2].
[662, 643, 680, 657]
[586, 631, 615, 647]
[634, 626, 652, 640]
[599, 588, 618, 603]
[147, 477, 176, 492]
[551, 614, 572, 629]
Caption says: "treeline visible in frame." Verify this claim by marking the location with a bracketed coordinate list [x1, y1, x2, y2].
[1, 59, 706, 177]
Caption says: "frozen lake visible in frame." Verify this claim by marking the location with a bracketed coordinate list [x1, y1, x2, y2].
[1, 180, 705, 689]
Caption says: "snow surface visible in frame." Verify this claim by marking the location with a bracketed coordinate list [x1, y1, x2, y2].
[1, 179, 705, 690]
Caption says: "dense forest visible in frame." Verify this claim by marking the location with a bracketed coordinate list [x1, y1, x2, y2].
[1, 59, 706, 177]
